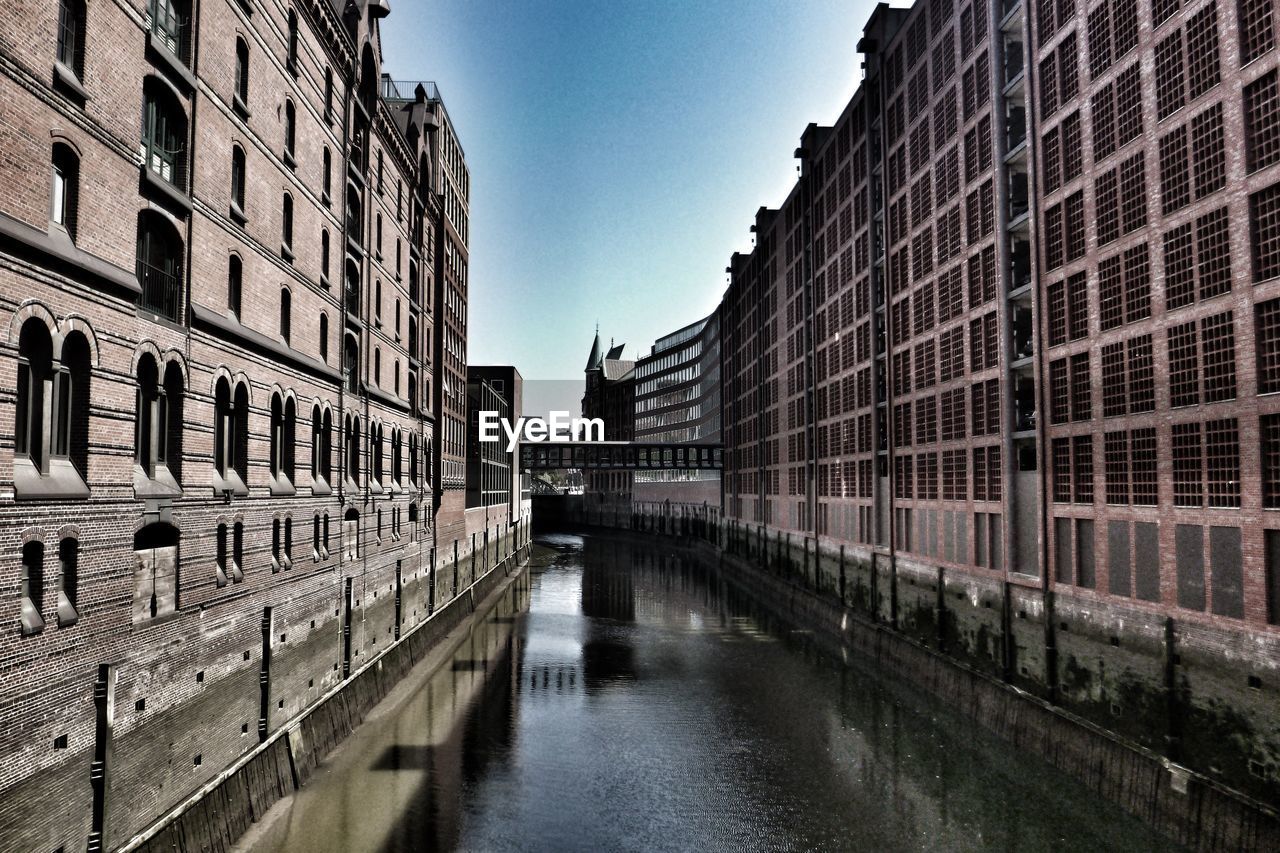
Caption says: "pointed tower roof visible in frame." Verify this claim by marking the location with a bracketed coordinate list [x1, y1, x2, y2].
[585, 325, 603, 371]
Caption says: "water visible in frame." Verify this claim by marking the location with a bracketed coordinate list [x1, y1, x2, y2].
[248, 533, 1174, 852]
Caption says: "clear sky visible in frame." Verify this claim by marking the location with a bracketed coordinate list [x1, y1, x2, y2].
[381, 0, 876, 382]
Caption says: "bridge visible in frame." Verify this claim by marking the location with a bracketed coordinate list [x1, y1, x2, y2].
[517, 441, 723, 471]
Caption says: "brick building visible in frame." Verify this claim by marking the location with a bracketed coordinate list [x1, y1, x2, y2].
[581, 329, 635, 500]
[0, 1, 516, 850]
[719, 0, 1280, 805]
[632, 313, 722, 506]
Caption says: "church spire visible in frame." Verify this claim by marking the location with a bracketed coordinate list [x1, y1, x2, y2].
[585, 324, 603, 371]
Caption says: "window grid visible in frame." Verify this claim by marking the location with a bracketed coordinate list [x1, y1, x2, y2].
[1203, 418, 1241, 507]
[1263, 414, 1280, 508]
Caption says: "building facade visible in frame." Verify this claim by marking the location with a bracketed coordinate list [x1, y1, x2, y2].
[465, 365, 518, 515]
[0, 1, 517, 850]
[718, 0, 1280, 807]
[632, 313, 722, 506]
[581, 330, 635, 500]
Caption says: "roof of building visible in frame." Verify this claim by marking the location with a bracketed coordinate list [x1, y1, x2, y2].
[585, 329, 603, 371]
[605, 343, 626, 360]
[602, 359, 635, 382]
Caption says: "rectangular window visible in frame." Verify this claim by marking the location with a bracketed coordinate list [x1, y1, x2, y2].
[1251, 182, 1280, 282]
[1263, 413, 1280, 508]
[1132, 428, 1158, 505]
[1205, 418, 1241, 508]
[1257, 297, 1280, 393]
[1172, 422, 1203, 506]
[1073, 435, 1093, 503]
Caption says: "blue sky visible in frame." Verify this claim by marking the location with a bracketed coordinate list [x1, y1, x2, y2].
[382, 1, 875, 382]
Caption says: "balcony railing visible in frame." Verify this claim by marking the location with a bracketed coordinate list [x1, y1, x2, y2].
[137, 259, 182, 320]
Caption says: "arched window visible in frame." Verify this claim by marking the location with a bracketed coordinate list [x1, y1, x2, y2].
[321, 229, 330, 281]
[135, 354, 184, 485]
[20, 540, 45, 635]
[283, 100, 296, 163]
[343, 335, 359, 394]
[136, 209, 183, 320]
[132, 522, 179, 623]
[280, 287, 291, 344]
[312, 514, 321, 560]
[346, 184, 361, 242]
[234, 37, 250, 109]
[281, 192, 293, 256]
[319, 312, 329, 362]
[344, 259, 360, 316]
[142, 76, 187, 186]
[312, 405, 332, 485]
[359, 45, 377, 113]
[344, 414, 360, 482]
[343, 507, 359, 560]
[51, 143, 80, 239]
[391, 428, 402, 483]
[148, 0, 191, 62]
[214, 378, 248, 492]
[286, 9, 299, 72]
[394, 359, 400, 396]
[323, 146, 332, 200]
[57, 537, 79, 626]
[376, 212, 382, 255]
[408, 369, 418, 413]
[228, 254, 242, 317]
[374, 278, 382, 322]
[56, 0, 86, 78]
[216, 522, 243, 585]
[370, 421, 384, 483]
[230, 145, 246, 216]
[15, 320, 92, 489]
[409, 434, 419, 484]
[15, 320, 53, 473]
[324, 66, 334, 123]
[270, 393, 296, 488]
[373, 346, 381, 385]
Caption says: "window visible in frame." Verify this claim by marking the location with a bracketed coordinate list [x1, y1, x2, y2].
[374, 347, 381, 386]
[148, 0, 190, 62]
[57, 0, 85, 77]
[142, 77, 187, 187]
[20, 541, 45, 636]
[270, 393, 296, 488]
[283, 101, 296, 165]
[343, 508, 359, 560]
[319, 312, 329, 363]
[234, 38, 249, 110]
[343, 336, 359, 394]
[344, 414, 360, 482]
[51, 143, 79, 239]
[57, 537, 78, 626]
[1252, 182, 1280, 282]
[324, 66, 334, 123]
[213, 378, 248, 490]
[1247, 71, 1280, 175]
[320, 229, 330, 283]
[281, 192, 293, 257]
[280, 287, 291, 344]
[136, 210, 183, 320]
[227, 254, 242, 318]
[1240, 0, 1276, 65]
[1257, 297, 1280, 393]
[230, 145, 246, 220]
[312, 405, 333, 484]
[135, 354, 184, 483]
[370, 422, 384, 484]
[323, 147, 332, 200]
[286, 10, 299, 73]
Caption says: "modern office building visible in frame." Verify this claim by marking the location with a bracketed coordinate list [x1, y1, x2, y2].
[0, 1, 517, 850]
[466, 365, 527, 520]
[632, 313, 722, 506]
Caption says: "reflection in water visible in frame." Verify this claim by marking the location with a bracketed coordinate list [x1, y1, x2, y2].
[252, 534, 1174, 853]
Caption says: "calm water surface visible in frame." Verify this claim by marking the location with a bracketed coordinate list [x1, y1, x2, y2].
[252, 532, 1174, 852]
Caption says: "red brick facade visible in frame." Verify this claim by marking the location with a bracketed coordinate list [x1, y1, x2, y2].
[0, 1, 520, 850]
[720, 0, 1280, 804]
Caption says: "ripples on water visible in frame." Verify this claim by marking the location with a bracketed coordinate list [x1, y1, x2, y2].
[252, 533, 1175, 853]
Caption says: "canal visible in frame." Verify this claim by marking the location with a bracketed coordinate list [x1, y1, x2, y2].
[244, 532, 1174, 852]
